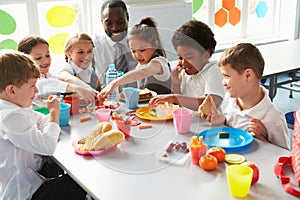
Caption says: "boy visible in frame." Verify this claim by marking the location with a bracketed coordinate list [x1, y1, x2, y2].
[149, 20, 225, 111]
[0, 50, 86, 199]
[200, 43, 290, 149]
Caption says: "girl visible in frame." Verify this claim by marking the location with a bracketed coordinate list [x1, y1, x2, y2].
[58, 33, 101, 91]
[18, 35, 97, 104]
[98, 17, 171, 100]
[149, 20, 225, 111]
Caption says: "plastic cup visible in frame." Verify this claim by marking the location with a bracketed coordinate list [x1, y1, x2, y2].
[59, 103, 71, 127]
[115, 122, 131, 138]
[189, 146, 208, 165]
[123, 87, 139, 109]
[226, 165, 253, 198]
[96, 108, 111, 122]
[63, 95, 80, 115]
[172, 109, 192, 134]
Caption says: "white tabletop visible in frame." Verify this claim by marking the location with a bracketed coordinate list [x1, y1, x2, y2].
[52, 103, 297, 200]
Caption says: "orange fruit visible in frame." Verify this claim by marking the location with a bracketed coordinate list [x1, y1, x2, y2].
[207, 147, 226, 162]
[199, 155, 218, 170]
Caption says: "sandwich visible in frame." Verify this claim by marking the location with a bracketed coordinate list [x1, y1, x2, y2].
[196, 94, 217, 116]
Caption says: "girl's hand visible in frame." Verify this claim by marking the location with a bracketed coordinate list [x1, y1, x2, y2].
[75, 86, 97, 104]
[248, 118, 268, 141]
[171, 64, 184, 84]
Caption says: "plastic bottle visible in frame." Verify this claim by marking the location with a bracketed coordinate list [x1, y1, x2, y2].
[105, 64, 119, 101]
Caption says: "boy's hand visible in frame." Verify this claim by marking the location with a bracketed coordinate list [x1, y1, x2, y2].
[46, 95, 60, 124]
[148, 95, 175, 108]
[75, 86, 97, 104]
[200, 111, 226, 126]
[248, 118, 268, 142]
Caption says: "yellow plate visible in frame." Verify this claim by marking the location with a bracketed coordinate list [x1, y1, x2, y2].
[135, 106, 173, 121]
[225, 154, 246, 164]
[119, 90, 157, 102]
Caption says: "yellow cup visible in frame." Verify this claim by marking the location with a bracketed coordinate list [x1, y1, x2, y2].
[226, 165, 253, 198]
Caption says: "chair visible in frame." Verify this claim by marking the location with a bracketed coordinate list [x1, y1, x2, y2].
[285, 111, 295, 129]
[279, 72, 300, 98]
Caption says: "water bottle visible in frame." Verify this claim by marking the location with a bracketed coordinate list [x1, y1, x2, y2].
[106, 64, 119, 101]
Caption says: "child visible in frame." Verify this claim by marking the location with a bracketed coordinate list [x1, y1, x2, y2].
[98, 17, 171, 100]
[149, 20, 225, 111]
[58, 33, 101, 91]
[18, 35, 97, 104]
[0, 50, 86, 199]
[200, 43, 290, 149]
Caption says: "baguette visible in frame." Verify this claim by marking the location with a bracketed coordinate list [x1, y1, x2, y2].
[196, 94, 217, 116]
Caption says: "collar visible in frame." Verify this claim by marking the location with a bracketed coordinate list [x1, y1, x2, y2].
[70, 60, 93, 74]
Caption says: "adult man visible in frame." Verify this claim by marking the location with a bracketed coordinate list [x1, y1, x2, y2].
[93, 0, 137, 87]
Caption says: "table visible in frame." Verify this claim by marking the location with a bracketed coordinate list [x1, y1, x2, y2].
[52, 103, 298, 200]
[211, 40, 300, 101]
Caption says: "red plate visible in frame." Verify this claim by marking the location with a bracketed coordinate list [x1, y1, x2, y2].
[72, 139, 117, 156]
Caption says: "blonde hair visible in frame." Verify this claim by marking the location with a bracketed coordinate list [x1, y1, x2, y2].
[0, 50, 40, 92]
[64, 33, 94, 62]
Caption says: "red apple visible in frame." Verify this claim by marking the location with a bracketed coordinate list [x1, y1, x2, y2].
[241, 161, 260, 185]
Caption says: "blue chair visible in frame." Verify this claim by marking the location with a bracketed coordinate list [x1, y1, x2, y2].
[285, 111, 295, 129]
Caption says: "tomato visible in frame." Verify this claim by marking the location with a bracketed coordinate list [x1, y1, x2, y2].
[207, 147, 226, 162]
[199, 155, 218, 170]
[241, 161, 260, 185]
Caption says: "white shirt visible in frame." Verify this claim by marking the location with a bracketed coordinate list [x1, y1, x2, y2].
[222, 86, 290, 149]
[58, 61, 94, 84]
[37, 72, 68, 95]
[93, 29, 137, 85]
[181, 61, 225, 98]
[0, 100, 60, 199]
[137, 56, 171, 82]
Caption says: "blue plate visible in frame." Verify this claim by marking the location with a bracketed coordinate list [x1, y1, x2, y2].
[198, 127, 253, 149]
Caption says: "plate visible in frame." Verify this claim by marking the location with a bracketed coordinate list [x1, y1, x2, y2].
[72, 140, 117, 156]
[198, 127, 253, 149]
[155, 141, 190, 166]
[135, 106, 173, 121]
[225, 154, 246, 164]
[119, 90, 157, 102]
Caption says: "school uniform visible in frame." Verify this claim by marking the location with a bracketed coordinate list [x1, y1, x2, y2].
[222, 86, 290, 150]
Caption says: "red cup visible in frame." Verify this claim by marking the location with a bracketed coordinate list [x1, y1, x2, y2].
[63, 95, 80, 115]
[189, 146, 207, 165]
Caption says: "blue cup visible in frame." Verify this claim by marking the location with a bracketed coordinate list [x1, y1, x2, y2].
[123, 87, 139, 109]
[59, 103, 71, 127]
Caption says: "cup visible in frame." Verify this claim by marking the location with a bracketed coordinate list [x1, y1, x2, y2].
[115, 121, 131, 138]
[96, 108, 111, 122]
[226, 165, 253, 198]
[63, 95, 80, 115]
[123, 87, 139, 109]
[172, 109, 192, 134]
[59, 103, 71, 127]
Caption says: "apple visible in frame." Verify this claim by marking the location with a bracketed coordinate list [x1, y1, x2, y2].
[241, 161, 260, 185]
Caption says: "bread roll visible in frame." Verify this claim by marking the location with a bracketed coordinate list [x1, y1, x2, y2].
[91, 130, 125, 150]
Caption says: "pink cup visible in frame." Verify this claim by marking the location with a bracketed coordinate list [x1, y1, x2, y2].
[115, 122, 131, 138]
[172, 109, 192, 134]
[96, 108, 111, 122]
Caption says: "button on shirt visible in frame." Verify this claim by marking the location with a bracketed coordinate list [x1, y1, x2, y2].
[0, 100, 60, 199]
